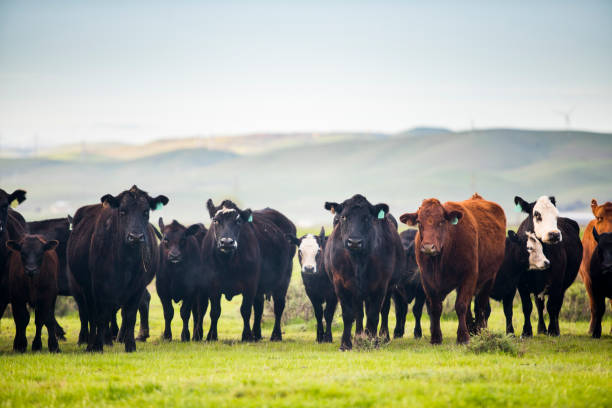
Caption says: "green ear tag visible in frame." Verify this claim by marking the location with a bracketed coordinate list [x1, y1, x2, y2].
[514, 203, 522, 213]
[155, 202, 164, 211]
[451, 217, 459, 225]
[10, 199, 18, 208]
[377, 209, 385, 219]
[248, 214, 253, 223]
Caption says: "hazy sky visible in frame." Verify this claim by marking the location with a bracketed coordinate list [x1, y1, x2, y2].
[1, 0, 611, 147]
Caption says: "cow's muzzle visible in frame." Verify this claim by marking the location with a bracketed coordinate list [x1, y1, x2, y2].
[420, 243, 439, 256]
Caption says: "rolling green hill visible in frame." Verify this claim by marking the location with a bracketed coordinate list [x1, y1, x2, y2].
[1, 129, 610, 226]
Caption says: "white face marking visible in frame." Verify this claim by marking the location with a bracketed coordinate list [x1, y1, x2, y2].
[526, 231, 550, 270]
[299, 234, 320, 273]
[215, 207, 236, 216]
[532, 196, 562, 244]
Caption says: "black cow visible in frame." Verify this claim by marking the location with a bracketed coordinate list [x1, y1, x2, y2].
[67, 185, 167, 352]
[0, 188, 27, 320]
[324, 194, 404, 350]
[589, 229, 612, 338]
[158, 218, 207, 341]
[288, 227, 337, 343]
[203, 199, 295, 342]
[380, 229, 427, 340]
[514, 195, 583, 336]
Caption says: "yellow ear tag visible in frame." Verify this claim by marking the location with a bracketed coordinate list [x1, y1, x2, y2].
[377, 210, 385, 219]
[10, 199, 18, 208]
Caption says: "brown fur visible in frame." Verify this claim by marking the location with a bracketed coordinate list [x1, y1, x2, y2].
[579, 199, 612, 333]
[400, 194, 506, 344]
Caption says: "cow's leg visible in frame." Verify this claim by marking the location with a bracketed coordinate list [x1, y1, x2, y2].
[545, 291, 563, 337]
[32, 306, 44, 352]
[535, 296, 547, 335]
[121, 293, 141, 353]
[365, 288, 386, 342]
[591, 291, 606, 338]
[428, 295, 443, 345]
[105, 315, 115, 346]
[412, 292, 426, 339]
[111, 308, 121, 343]
[323, 295, 337, 343]
[355, 302, 364, 336]
[312, 298, 325, 343]
[378, 291, 391, 341]
[12, 301, 29, 353]
[73, 291, 89, 345]
[136, 289, 151, 342]
[192, 293, 207, 341]
[474, 280, 493, 332]
[252, 293, 264, 341]
[206, 293, 221, 341]
[455, 286, 473, 344]
[52, 297, 66, 341]
[270, 287, 288, 342]
[502, 293, 515, 335]
[337, 288, 355, 351]
[160, 295, 174, 341]
[241, 293, 255, 342]
[92, 304, 109, 352]
[45, 303, 60, 353]
[519, 288, 534, 337]
[392, 292, 407, 339]
[180, 297, 193, 342]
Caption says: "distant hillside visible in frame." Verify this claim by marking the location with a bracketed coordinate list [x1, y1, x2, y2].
[1, 129, 610, 226]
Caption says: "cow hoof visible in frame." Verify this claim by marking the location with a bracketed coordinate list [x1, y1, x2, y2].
[32, 339, 43, 352]
[339, 342, 352, 351]
[125, 342, 136, 353]
[270, 333, 282, 342]
[430, 337, 442, 345]
[393, 330, 404, 339]
[414, 329, 422, 339]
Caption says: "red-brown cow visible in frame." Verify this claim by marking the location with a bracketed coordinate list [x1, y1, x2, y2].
[6, 234, 60, 353]
[579, 199, 612, 334]
[400, 193, 506, 344]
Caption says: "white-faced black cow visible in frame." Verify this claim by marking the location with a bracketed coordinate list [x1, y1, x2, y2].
[157, 218, 207, 342]
[379, 229, 427, 340]
[514, 195, 582, 336]
[0, 188, 27, 321]
[67, 185, 167, 352]
[324, 194, 404, 350]
[288, 227, 337, 343]
[202, 199, 295, 342]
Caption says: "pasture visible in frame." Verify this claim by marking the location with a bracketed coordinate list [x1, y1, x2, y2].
[1, 243, 611, 408]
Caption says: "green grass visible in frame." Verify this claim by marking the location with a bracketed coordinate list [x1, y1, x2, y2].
[1, 252, 611, 407]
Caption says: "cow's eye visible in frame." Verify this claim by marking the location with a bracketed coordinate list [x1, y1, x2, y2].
[298, 250, 302, 256]
[119, 210, 126, 216]
[213, 219, 219, 225]
[597, 217, 603, 222]
[341, 216, 346, 222]
[534, 211, 541, 222]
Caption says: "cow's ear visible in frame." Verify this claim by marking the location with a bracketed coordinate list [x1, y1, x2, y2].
[399, 212, 418, 226]
[241, 208, 253, 223]
[149, 195, 169, 211]
[101, 194, 120, 208]
[549, 196, 556, 207]
[445, 210, 463, 225]
[43, 240, 59, 252]
[591, 199, 599, 216]
[8, 189, 26, 206]
[6, 240, 21, 252]
[514, 196, 533, 214]
[319, 226, 325, 241]
[285, 233, 300, 246]
[158, 217, 165, 231]
[185, 224, 203, 237]
[371, 203, 389, 219]
[324, 202, 342, 214]
[593, 227, 600, 243]
[206, 199, 217, 219]
[508, 230, 521, 244]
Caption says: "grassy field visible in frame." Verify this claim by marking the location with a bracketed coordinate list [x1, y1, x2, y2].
[1, 255, 611, 407]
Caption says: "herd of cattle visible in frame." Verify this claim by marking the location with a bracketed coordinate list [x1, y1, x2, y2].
[0, 186, 610, 353]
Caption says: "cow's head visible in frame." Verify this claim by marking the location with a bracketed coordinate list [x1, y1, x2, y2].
[508, 230, 550, 271]
[399, 199, 462, 257]
[591, 199, 612, 233]
[159, 218, 202, 265]
[101, 185, 168, 246]
[324, 194, 388, 254]
[593, 228, 612, 274]
[6, 235, 58, 277]
[288, 227, 326, 274]
[206, 199, 252, 255]
[514, 195, 561, 244]
[0, 189, 26, 233]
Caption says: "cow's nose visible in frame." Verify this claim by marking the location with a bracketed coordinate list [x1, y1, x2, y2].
[168, 250, 181, 262]
[421, 244, 438, 255]
[127, 232, 145, 243]
[25, 266, 38, 276]
[346, 238, 363, 249]
[303, 265, 315, 274]
[548, 231, 561, 243]
[220, 237, 235, 247]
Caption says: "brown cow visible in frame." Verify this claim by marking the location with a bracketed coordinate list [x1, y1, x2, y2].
[579, 199, 612, 334]
[6, 234, 60, 353]
[400, 193, 506, 344]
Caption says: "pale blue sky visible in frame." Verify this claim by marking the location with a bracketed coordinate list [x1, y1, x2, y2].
[1, 0, 611, 147]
